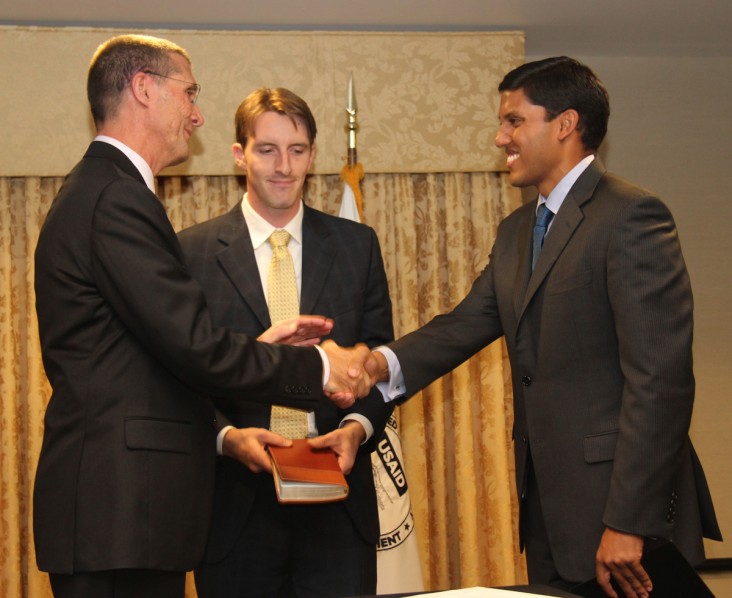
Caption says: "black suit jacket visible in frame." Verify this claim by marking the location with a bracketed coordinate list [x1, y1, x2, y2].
[177, 203, 394, 562]
[389, 159, 721, 581]
[33, 142, 323, 574]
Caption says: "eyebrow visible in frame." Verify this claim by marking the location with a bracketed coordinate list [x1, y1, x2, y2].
[253, 141, 310, 149]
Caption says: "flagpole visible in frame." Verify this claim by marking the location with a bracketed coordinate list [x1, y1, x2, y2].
[346, 73, 358, 168]
[340, 72, 364, 221]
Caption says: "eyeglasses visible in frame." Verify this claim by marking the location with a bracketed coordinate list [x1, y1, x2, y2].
[143, 70, 201, 104]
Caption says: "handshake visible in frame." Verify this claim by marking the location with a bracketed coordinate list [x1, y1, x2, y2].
[258, 315, 389, 407]
[320, 339, 387, 408]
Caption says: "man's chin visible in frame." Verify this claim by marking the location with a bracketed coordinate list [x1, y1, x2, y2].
[508, 172, 524, 188]
[165, 150, 191, 170]
[508, 171, 532, 190]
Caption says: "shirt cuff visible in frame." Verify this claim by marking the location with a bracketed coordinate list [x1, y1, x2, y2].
[314, 344, 329, 388]
[340, 413, 373, 444]
[216, 425, 235, 456]
[374, 346, 407, 402]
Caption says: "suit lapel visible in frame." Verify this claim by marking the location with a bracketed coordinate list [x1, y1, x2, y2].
[519, 159, 606, 316]
[215, 207, 271, 328]
[300, 207, 336, 315]
[512, 207, 535, 318]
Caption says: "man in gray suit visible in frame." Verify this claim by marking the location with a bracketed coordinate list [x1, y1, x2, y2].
[178, 87, 394, 597]
[351, 56, 722, 597]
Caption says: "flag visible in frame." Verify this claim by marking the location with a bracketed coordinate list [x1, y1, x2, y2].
[371, 414, 425, 594]
[339, 164, 425, 594]
[338, 163, 364, 222]
[338, 179, 361, 222]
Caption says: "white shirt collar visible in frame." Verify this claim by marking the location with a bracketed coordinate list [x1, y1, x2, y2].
[538, 154, 595, 215]
[94, 135, 156, 193]
[240, 194, 304, 248]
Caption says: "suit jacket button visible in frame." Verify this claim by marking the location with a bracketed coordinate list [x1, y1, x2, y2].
[522, 376, 532, 387]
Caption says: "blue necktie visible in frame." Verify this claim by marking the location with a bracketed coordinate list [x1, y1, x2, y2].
[532, 204, 554, 271]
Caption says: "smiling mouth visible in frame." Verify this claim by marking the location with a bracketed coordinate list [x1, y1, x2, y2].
[506, 152, 519, 167]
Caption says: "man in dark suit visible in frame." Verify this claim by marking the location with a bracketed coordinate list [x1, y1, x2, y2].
[349, 57, 722, 597]
[33, 36, 368, 598]
[178, 87, 394, 597]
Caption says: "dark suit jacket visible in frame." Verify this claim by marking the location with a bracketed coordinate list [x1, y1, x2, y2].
[177, 203, 394, 563]
[389, 159, 721, 581]
[33, 142, 323, 575]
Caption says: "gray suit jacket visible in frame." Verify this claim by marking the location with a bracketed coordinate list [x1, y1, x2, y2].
[390, 159, 721, 581]
[178, 203, 394, 563]
[33, 142, 323, 574]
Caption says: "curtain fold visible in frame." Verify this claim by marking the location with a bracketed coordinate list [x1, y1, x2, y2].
[0, 176, 61, 597]
[0, 172, 525, 596]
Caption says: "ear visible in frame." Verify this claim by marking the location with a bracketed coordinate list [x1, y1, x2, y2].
[557, 109, 580, 141]
[232, 143, 246, 170]
[129, 71, 153, 106]
[307, 144, 317, 170]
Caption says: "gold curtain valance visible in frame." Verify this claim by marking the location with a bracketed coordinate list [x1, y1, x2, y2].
[0, 26, 523, 177]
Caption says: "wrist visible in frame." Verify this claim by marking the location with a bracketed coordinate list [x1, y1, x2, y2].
[373, 350, 389, 382]
[341, 420, 367, 444]
[217, 425, 235, 456]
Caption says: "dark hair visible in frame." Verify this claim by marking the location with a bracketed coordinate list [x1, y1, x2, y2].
[498, 56, 610, 151]
[87, 34, 189, 126]
[234, 87, 317, 148]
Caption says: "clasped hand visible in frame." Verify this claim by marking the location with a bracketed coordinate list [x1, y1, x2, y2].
[320, 339, 380, 408]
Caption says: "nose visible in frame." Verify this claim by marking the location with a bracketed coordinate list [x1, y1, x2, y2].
[191, 104, 205, 127]
[495, 125, 510, 148]
[276, 152, 292, 175]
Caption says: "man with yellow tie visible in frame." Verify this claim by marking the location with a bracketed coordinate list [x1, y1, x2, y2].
[177, 87, 394, 597]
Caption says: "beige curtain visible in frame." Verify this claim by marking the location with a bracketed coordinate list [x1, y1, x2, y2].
[0, 176, 60, 597]
[0, 171, 524, 596]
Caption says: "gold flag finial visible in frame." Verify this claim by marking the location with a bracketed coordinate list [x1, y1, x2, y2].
[345, 73, 359, 167]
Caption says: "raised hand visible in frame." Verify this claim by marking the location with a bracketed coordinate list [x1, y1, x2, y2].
[221, 427, 292, 474]
[307, 421, 366, 475]
[320, 340, 377, 408]
[595, 527, 651, 598]
[257, 315, 334, 346]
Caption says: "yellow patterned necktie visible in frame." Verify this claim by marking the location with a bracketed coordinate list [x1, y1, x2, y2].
[267, 230, 309, 438]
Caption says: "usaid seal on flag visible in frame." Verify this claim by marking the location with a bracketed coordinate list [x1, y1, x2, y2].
[372, 415, 424, 593]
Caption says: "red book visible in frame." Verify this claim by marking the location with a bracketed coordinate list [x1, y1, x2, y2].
[268, 439, 349, 504]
